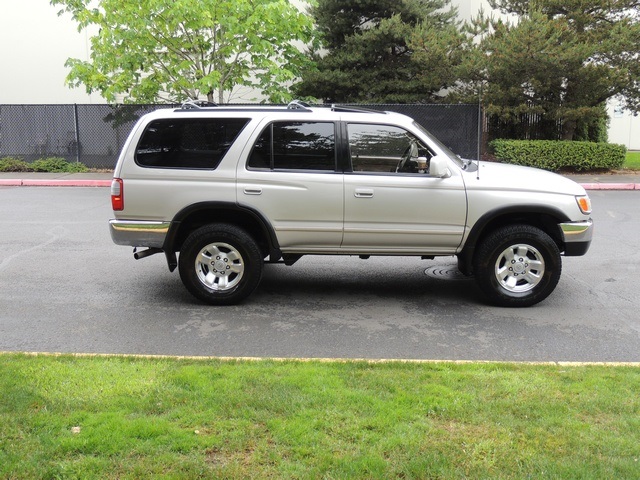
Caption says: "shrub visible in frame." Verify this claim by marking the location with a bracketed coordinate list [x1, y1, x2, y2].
[0, 157, 31, 172]
[490, 140, 626, 172]
[0, 156, 90, 173]
[31, 157, 89, 173]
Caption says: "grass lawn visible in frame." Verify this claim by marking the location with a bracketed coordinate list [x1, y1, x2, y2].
[1, 353, 639, 479]
[624, 151, 640, 170]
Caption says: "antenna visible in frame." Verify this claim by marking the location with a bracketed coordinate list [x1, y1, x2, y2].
[477, 86, 482, 181]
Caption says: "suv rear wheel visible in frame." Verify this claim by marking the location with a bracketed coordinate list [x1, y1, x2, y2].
[473, 225, 561, 307]
[178, 224, 263, 305]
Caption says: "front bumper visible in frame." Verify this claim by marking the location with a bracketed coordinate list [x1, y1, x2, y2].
[559, 219, 593, 256]
[109, 219, 170, 248]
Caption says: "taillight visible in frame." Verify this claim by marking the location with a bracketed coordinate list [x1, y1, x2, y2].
[111, 178, 124, 211]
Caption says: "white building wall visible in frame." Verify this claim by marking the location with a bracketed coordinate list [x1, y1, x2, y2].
[453, 0, 492, 21]
[0, 0, 96, 104]
[608, 101, 640, 150]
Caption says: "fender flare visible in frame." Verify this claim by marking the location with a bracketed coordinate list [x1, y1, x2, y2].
[457, 204, 571, 275]
[162, 201, 281, 271]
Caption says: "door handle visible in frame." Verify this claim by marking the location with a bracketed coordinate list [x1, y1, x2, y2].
[354, 189, 374, 198]
[243, 187, 262, 195]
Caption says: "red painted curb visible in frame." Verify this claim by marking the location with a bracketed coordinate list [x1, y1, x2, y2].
[1, 179, 111, 187]
[0, 179, 23, 186]
[580, 183, 638, 191]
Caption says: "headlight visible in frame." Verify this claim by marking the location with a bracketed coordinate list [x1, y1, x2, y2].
[576, 195, 591, 215]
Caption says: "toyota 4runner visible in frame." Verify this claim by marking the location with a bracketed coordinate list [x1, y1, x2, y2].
[109, 101, 593, 307]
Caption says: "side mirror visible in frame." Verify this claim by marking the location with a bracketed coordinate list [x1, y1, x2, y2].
[429, 155, 451, 178]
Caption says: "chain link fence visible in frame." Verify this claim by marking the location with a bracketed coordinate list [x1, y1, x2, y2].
[0, 103, 480, 169]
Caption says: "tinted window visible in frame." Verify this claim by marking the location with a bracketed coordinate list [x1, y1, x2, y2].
[136, 118, 249, 169]
[348, 123, 431, 174]
[248, 122, 335, 171]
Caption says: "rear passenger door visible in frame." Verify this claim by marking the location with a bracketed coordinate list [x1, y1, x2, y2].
[237, 120, 344, 251]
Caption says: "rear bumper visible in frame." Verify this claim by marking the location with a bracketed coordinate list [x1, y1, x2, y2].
[559, 219, 593, 256]
[109, 219, 170, 248]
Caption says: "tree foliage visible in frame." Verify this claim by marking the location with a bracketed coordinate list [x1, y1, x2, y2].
[457, 0, 640, 140]
[50, 0, 316, 104]
[293, 0, 464, 103]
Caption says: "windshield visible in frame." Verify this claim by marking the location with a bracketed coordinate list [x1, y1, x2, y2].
[412, 121, 465, 167]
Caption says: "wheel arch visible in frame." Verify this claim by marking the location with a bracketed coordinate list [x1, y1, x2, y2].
[162, 202, 281, 270]
[457, 205, 570, 276]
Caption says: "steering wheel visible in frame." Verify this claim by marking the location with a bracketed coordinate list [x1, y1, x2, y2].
[395, 142, 418, 173]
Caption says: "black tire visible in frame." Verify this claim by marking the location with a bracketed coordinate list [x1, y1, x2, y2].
[473, 225, 562, 307]
[178, 224, 263, 305]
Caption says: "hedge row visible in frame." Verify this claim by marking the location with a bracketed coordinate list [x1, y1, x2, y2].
[490, 140, 626, 172]
[0, 157, 89, 173]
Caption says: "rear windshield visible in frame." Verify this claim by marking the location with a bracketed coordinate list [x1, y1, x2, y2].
[135, 118, 249, 169]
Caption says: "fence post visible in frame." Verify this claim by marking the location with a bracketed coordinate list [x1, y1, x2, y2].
[73, 104, 80, 164]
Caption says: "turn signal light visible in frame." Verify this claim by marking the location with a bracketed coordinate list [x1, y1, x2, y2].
[111, 178, 124, 211]
[576, 195, 591, 214]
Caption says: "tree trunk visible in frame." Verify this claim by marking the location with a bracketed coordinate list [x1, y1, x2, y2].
[562, 119, 577, 141]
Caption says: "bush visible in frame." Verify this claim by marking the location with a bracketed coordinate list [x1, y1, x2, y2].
[31, 157, 89, 173]
[490, 140, 626, 172]
[0, 156, 89, 173]
[0, 157, 31, 172]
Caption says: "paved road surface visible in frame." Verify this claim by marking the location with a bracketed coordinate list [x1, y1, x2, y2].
[0, 187, 638, 362]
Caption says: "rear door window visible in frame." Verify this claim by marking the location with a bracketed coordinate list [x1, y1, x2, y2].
[135, 118, 249, 169]
[248, 121, 336, 171]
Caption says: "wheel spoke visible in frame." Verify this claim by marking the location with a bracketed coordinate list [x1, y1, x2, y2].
[523, 271, 541, 285]
[228, 263, 243, 274]
[528, 259, 544, 272]
[197, 251, 211, 266]
[216, 274, 229, 289]
[204, 271, 216, 287]
[516, 246, 530, 259]
[505, 275, 518, 289]
[502, 249, 516, 264]
[496, 264, 510, 278]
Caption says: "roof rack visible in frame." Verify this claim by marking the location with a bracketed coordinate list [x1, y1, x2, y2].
[287, 100, 312, 111]
[330, 104, 385, 114]
[180, 99, 218, 110]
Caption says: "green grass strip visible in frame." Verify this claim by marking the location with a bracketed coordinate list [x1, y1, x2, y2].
[1, 353, 638, 479]
[624, 151, 640, 170]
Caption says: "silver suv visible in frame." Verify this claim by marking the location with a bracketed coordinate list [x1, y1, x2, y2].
[109, 102, 593, 307]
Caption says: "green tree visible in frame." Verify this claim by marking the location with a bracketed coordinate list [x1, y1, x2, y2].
[457, 0, 640, 140]
[293, 0, 463, 103]
[50, 0, 316, 104]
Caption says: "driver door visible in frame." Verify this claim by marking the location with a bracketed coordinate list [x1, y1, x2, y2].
[342, 123, 467, 254]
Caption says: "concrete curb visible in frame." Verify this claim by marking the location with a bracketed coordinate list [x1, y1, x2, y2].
[4, 351, 640, 367]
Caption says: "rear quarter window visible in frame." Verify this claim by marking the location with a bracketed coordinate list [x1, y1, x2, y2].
[135, 118, 249, 169]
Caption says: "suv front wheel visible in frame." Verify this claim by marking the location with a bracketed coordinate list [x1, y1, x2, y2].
[473, 225, 562, 307]
[178, 224, 263, 305]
